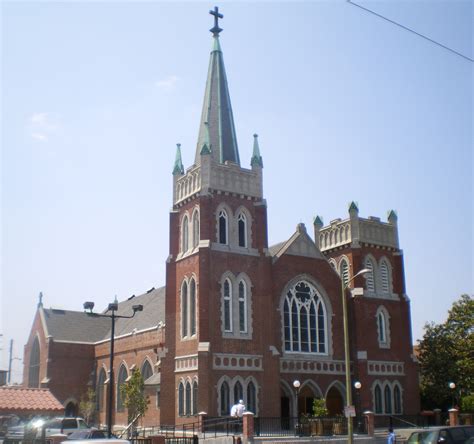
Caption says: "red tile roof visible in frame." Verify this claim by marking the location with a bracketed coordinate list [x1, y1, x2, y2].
[0, 387, 64, 413]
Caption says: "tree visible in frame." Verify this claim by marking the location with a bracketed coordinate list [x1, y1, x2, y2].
[79, 387, 96, 425]
[418, 294, 473, 410]
[121, 369, 149, 435]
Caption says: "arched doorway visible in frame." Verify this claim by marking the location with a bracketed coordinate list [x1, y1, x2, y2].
[65, 401, 78, 417]
[326, 386, 344, 416]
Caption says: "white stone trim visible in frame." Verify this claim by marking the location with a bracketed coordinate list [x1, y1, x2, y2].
[367, 360, 404, 375]
[280, 358, 346, 374]
[213, 353, 263, 371]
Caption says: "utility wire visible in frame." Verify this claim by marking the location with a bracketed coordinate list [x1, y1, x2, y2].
[347, 0, 473, 62]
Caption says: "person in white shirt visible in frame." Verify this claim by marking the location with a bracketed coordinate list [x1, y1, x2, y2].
[235, 399, 246, 417]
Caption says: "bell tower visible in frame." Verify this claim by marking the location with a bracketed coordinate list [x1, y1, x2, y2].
[161, 7, 272, 424]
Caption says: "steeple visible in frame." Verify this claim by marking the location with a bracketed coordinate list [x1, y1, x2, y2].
[195, 7, 240, 166]
[250, 134, 263, 168]
[172, 143, 184, 175]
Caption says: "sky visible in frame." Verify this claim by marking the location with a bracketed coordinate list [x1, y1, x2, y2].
[1, 1, 472, 384]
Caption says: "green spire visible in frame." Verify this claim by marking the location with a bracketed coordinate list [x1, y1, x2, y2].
[200, 122, 211, 155]
[388, 209, 398, 223]
[313, 215, 323, 228]
[348, 201, 359, 212]
[172, 143, 184, 175]
[250, 134, 263, 168]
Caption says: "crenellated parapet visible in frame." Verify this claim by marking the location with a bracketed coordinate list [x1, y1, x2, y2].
[316, 203, 399, 252]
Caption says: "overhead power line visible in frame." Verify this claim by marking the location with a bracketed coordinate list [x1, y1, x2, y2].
[347, 0, 473, 62]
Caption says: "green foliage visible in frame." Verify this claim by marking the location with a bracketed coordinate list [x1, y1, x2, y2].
[461, 395, 474, 413]
[418, 294, 474, 410]
[79, 387, 96, 425]
[312, 398, 329, 417]
[121, 369, 149, 426]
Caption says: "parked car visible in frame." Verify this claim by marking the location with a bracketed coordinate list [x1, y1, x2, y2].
[66, 440, 130, 444]
[407, 426, 474, 444]
[40, 417, 90, 437]
[67, 430, 108, 440]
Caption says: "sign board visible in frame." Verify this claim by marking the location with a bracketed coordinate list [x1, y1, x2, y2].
[344, 405, 356, 417]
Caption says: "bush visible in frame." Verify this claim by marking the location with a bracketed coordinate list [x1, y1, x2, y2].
[461, 395, 474, 412]
[312, 398, 329, 417]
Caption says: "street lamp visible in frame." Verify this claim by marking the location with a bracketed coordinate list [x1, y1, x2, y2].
[293, 380, 301, 436]
[341, 268, 370, 444]
[449, 382, 456, 409]
[354, 381, 362, 433]
[83, 299, 144, 438]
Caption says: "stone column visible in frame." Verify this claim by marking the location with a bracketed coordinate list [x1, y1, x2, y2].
[198, 412, 207, 433]
[242, 412, 254, 444]
[363, 411, 375, 436]
[449, 408, 459, 426]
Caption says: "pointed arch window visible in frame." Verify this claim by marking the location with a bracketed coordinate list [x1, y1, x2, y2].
[374, 384, 383, 414]
[364, 257, 376, 292]
[340, 258, 350, 287]
[220, 381, 230, 416]
[377, 311, 386, 343]
[182, 216, 189, 252]
[238, 281, 247, 333]
[192, 211, 200, 248]
[238, 213, 247, 247]
[192, 381, 198, 415]
[185, 381, 192, 416]
[190, 278, 196, 336]
[116, 365, 128, 412]
[394, 385, 402, 414]
[97, 368, 106, 411]
[181, 281, 188, 338]
[141, 360, 153, 382]
[380, 259, 391, 294]
[247, 381, 256, 414]
[178, 382, 184, 416]
[223, 279, 232, 332]
[233, 381, 243, 404]
[283, 281, 327, 354]
[384, 385, 392, 414]
[28, 337, 40, 388]
[218, 210, 228, 244]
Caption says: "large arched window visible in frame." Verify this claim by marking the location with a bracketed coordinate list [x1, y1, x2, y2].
[380, 259, 391, 294]
[192, 381, 198, 415]
[339, 258, 350, 286]
[374, 384, 382, 414]
[223, 279, 232, 332]
[218, 210, 228, 244]
[192, 210, 200, 248]
[97, 368, 106, 411]
[238, 281, 247, 333]
[182, 216, 189, 253]
[283, 281, 327, 353]
[384, 385, 392, 414]
[220, 381, 230, 416]
[185, 381, 191, 416]
[178, 382, 184, 416]
[116, 365, 128, 412]
[394, 385, 402, 414]
[238, 213, 247, 247]
[141, 360, 153, 382]
[28, 337, 40, 388]
[364, 257, 376, 292]
[190, 279, 196, 336]
[181, 281, 188, 338]
[247, 381, 256, 414]
[233, 381, 243, 404]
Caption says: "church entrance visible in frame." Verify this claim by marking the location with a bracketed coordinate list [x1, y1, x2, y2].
[298, 385, 315, 416]
[326, 386, 344, 416]
[65, 401, 78, 417]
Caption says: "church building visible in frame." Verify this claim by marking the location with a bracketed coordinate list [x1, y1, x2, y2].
[22, 7, 420, 429]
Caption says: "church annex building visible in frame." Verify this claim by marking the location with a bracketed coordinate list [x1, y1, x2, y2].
[22, 8, 420, 429]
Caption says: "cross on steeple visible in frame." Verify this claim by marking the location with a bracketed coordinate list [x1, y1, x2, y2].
[209, 6, 223, 36]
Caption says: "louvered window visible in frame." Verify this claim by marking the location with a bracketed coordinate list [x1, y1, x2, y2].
[365, 258, 376, 292]
[340, 259, 350, 286]
[380, 260, 390, 294]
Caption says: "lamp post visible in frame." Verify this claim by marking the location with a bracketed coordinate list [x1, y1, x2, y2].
[293, 380, 301, 436]
[354, 381, 362, 433]
[341, 268, 369, 444]
[449, 382, 456, 409]
[83, 299, 144, 438]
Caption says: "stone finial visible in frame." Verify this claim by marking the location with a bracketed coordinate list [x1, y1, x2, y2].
[172, 143, 185, 175]
[313, 215, 323, 229]
[388, 209, 398, 224]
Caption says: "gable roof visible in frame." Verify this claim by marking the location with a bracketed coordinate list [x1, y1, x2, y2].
[0, 387, 64, 414]
[269, 223, 325, 263]
[40, 286, 166, 344]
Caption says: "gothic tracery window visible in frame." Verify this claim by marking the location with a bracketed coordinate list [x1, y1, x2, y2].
[190, 278, 196, 336]
[28, 337, 40, 388]
[141, 360, 153, 382]
[97, 368, 106, 411]
[223, 279, 232, 332]
[238, 280, 247, 333]
[182, 216, 189, 253]
[181, 281, 188, 338]
[238, 212, 247, 247]
[192, 210, 200, 248]
[218, 210, 228, 244]
[116, 365, 128, 412]
[283, 281, 327, 353]
[220, 381, 230, 416]
[374, 384, 382, 414]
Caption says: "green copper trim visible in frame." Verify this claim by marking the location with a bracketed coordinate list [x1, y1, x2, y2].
[348, 201, 359, 212]
[172, 143, 184, 175]
[200, 121, 211, 155]
[313, 215, 324, 227]
[250, 133, 263, 168]
[388, 209, 398, 221]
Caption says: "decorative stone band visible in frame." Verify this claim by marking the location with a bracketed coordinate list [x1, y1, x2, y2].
[367, 360, 405, 376]
[280, 359, 347, 374]
[175, 354, 199, 373]
[213, 353, 263, 371]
